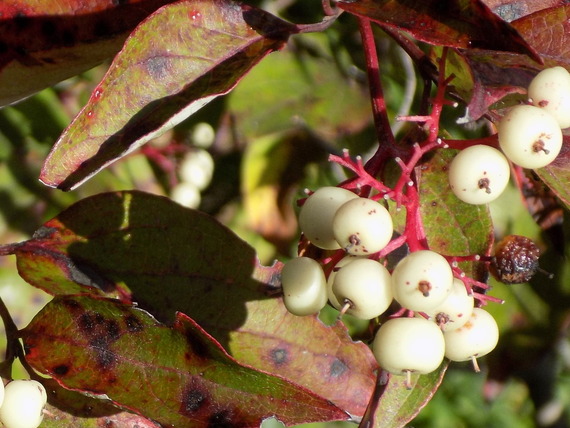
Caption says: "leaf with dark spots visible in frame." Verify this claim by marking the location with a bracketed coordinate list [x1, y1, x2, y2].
[10, 191, 376, 417]
[416, 149, 493, 277]
[39, 0, 296, 190]
[0, 0, 176, 106]
[337, 0, 539, 60]
[22, 295, 348, 427]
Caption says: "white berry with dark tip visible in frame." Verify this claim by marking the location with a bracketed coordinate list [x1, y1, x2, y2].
[298, 187, 358, 250]
[498, 105, 563, 169]
[528, 66, 570, 129]
[448, 145, 510, 205]
[332, 197, 393, 255]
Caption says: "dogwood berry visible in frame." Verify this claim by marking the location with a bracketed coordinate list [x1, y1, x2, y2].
[281, 257, 327, 316]
[528, 66, 570, 129]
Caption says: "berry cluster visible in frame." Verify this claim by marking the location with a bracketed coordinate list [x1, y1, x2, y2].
[449, 66, 569, 205]
[280, 64, 561, 387]
[0, 380, 47, 428]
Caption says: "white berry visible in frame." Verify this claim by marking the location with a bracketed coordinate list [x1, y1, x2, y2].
[171, 182, 201, 209]
[331, 258, 393, 319]
[444, 308, 499, 371]
[281, 257, 327, 316]
[326, 256, 364, 309]
[392, 250, 453, 312]
[448, 145, 510, 205]
[528, 66, 570, 129]
[298, 187, 358, 250]
[178, 149, 214, 191]
[425, 278, 474, 332]
[0, 379, 47, 428]
[498, 104, 563, 169]
[372, 317, 445, 377]
[332, 198, 393, 255]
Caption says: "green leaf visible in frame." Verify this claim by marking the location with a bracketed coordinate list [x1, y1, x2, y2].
[361, 364, 448, 428]
[337, 0, 539, 60]
[417, 149, 494, 278]
[40, 0, 295, 191]
[8, 191, 376, 418]
[0, 0, 175, 106]
[22, 295, 348, 427]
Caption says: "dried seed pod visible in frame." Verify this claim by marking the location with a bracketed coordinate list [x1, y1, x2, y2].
[490, 235, 540, 284]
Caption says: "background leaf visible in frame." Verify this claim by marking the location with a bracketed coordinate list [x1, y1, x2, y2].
[40, 0, 295, 191]
[22, 295, 348, 427]
[535, 135, 570, 210]
[0, 0, 175, 106]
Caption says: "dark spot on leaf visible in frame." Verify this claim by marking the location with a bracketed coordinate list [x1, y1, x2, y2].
[91, 342, 117, 370]
[105, 320, 121, 341]
[186, 334, 212, 361]
[78, 313, 98, 333]
[181, 388, 207, 414]
[13, 13, 30, 30]
[53, 365, 69, 376]
[61, 298, 82, 311]
[330, 358, 348, 378]
[124, 315, 144, 332]
[270, 348, 288, 366]
[41, 21, 57, 39]
[208, 410, 235, 428]
[146, 56, 170, 80]
[62, 29, 76, 47]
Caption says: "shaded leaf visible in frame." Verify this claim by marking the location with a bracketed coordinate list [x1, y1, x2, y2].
[337, 0, 539, 60]
[417, 150, 494, 277]
[0, 0, 176, 106]
[8, 191, 375, 417]
[40, 0, 296, 191]
[360, 364, 448, 428]
[22, 295, 348, 427]
[482, 0, 565, 22]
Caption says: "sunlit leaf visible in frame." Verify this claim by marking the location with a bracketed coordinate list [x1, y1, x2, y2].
[22, 295, 348, 427]
[40, 0, 295, 190]
[0, 0, 175, 106]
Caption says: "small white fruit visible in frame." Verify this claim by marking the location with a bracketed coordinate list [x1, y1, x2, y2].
[0, 379, 47, 428]
[498, 104, 563, 169]
[391, 250, 454, 312]
[444, 307, 499, 371]
[425, 278, 474, 332]
[171, 182, 201, 209]
[373, 317, 445, 385]
[448, 145, 510, 205]
[298, 187, 358, 250]
[281, 257, 327, 316]
[326, 256, 364, 309]
[178, 149, 214, 191]
[331, 258, 393, 319]
[332, 197, 393, 255]
[528, 66, 570, 129]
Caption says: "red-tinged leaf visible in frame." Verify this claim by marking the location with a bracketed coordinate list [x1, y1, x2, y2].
[359, 364, 448, 428]
[535, 135, 570, 210]
[8, 191, 375, 418]
[337, 0, 539, 60]
[416, 149, 493, 277]
[0, 0, 176, 106]
[39, 0, 295, 191]
[22, 295, 349, 427]
[482, 0, 564, 22]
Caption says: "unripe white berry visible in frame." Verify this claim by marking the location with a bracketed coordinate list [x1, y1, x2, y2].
[178, 149, 214, 191]
[0, 379, 47, 428]
[331, 258, 393, 319]
[191, 122, 216, 148]
[391, 250, 453, 312]
[171, 182, 201, 209]
[528, 66, 570, 128]
[326, 256, 364, 309]
[281, 257, 327, 316]
[372, 317, 445, 375]
[498, 105, 563, 169]
[448, 145, 510, 205]
[425, 278, 474, 332]
[298, 187, 358, 250]
[444, 308, 499, 370]
[332, 198, 393, 255]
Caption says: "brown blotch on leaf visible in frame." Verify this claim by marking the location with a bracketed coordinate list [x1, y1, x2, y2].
[330, 358, 348, 378]
[180, 382, 209, 415]
[270, 348, 289, 366]
[52, 365, 70, 376]
[124, 315, 144, 333]
[208, 410, 235, 428]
